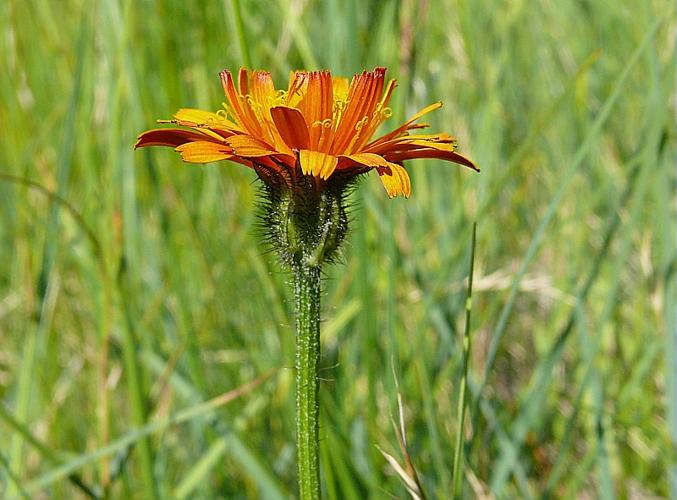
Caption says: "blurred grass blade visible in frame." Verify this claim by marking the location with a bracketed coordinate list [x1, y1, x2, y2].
[6, 9, 90, 496]
[489, 54, 666, 492]
[452, 222, 476, 498]
[544, 153, 653, 494]
[478, 49, 602, 217]
[174, 428, 228, 497]
[275, 0, 318, 69]
[143, 352, 290, 499]
[474, 13, 665, 414]
[118, 272, 159, 499]
[23, 369, 275, 494]
[0, 404, 100, 498]
[0, 0, 672, 497]
[231, 0, 253, 67]
[0, 174, 102, 258]
[376, 444, 424, 500]
[0, 453, 30, 500]
[377, 365, 428, 500]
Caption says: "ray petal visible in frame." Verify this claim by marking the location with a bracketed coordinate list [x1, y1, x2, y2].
[238, 67, 250, 95]
[299, 149, 338, 179]
[220, 70, 262, 136]
[366, 101, 443, 149]
[298, 71, 333, 125]
[376, 162, 411, 198]
[175, 141, 233, 163]
[384, 148, 479, 171]
[271, 106, 311, 149]
[250, 71, 276, 105]
[171, 108, 240, 132]
[332, 68, 385, 154]
[173, 108, 220, 125]
[342, 152, 390, 168]
[225, 134, 278, 157]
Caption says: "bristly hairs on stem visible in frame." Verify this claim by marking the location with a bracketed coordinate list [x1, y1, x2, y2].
[253, 164, 363, 269]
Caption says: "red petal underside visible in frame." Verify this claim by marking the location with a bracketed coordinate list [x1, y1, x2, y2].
[134, 128, 213, 149]
[366, 133, 456, 154]
[384, 148, 479, 171]
[224, 134, 296, 169]
[238, 68, 250, 95]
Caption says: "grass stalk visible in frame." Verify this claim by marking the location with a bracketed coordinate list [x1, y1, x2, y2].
[231, 0, 253, 68]
[452, 222, 476, 498]
[0, 453, 30, 500]
[24, 369, 275, 493]
[471, 15, 665, 423]
[0, 404, 99, 498]
[119, 281, 159, 499]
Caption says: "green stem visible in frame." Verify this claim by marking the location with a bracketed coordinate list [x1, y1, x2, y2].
[292, 259, 322, 499]
[452, 222, 476, 498]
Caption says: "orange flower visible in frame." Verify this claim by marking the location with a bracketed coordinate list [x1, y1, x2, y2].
[135, 67, 478, 198]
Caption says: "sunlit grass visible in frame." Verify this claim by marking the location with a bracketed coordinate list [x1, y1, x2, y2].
[0, 0, 674, 498]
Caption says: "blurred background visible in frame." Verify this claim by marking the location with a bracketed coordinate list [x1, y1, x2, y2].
[1, 0, 675, 498]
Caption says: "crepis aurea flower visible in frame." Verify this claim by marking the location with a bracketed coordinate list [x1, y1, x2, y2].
[135, 67, 477, 266]
[135, 67, 477, 498]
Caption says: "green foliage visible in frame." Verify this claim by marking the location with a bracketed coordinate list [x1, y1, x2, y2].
[0, 0, 674, 498]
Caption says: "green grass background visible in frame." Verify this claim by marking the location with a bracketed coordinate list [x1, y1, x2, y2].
[1, 0, 675, 498]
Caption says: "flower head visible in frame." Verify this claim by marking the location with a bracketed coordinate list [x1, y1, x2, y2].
[135, 67, 477, 199]
[136, 67, 477, 266]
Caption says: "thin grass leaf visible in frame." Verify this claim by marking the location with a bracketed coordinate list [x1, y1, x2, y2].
[6, 9, 90, 496]
[452, 222, 476, 498]
[490, 58, 667, 492]
[376, 445, 424, 500]
[231, 0, 253, 67]
[23, 369, 276, 494]
[474, 16, 665, 415]
[143, 353, 290, 499]
[377, 366, 428, 500]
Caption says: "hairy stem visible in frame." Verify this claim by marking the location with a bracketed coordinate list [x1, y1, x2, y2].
[293, 259, 322, 499]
